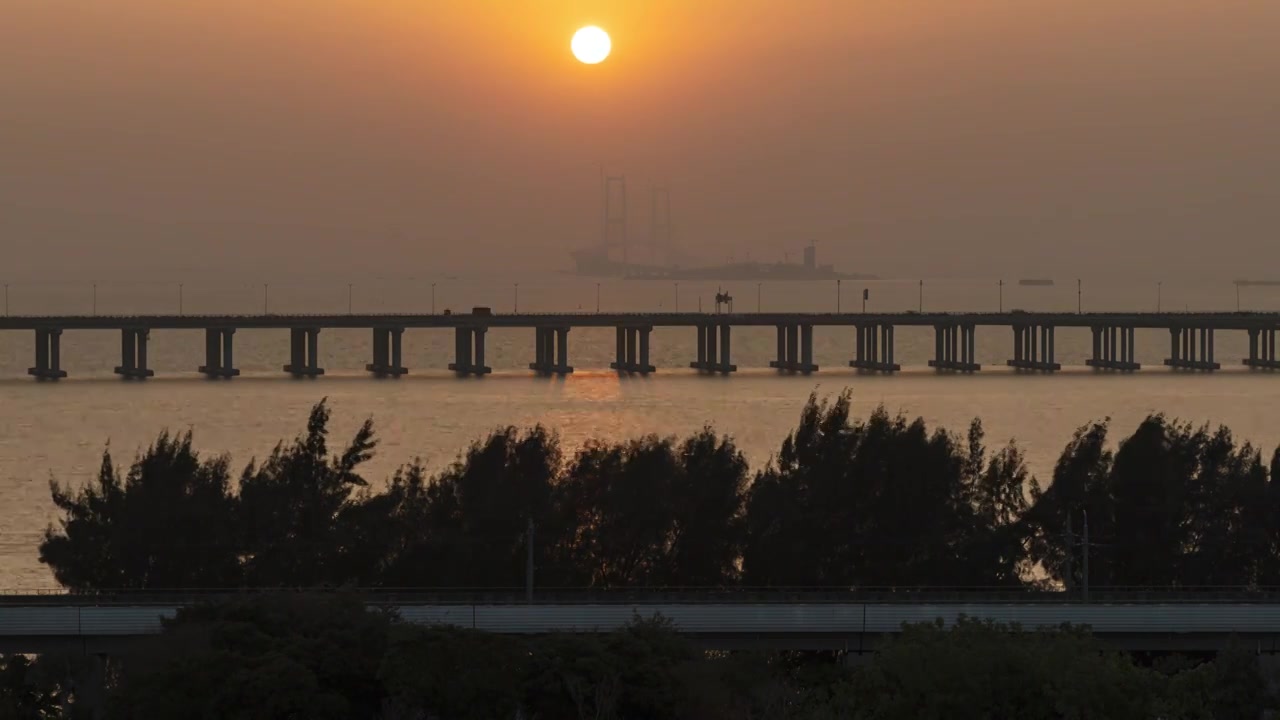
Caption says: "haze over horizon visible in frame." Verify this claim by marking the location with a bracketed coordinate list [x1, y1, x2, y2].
[3, 0, 1278, 283]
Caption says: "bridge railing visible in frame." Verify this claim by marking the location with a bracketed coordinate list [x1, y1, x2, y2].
[6, 585, 1280, 606]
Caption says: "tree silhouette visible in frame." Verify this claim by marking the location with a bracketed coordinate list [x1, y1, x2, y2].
[555, 430, 747, 587]
[743, 393, 1031, 587]
[41, 432, 240, 590]
[238, 400, 376, 587]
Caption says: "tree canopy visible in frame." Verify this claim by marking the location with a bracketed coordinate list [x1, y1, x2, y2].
[40, 392, 1280, 592]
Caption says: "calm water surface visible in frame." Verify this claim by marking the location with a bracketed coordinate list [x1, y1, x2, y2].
[2, 276, 1278, 589]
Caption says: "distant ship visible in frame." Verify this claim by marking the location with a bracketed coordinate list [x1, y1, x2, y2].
[1019, 278, 1055, 287]
[568, 174, 871, 281]
[573, 243, 873, 282]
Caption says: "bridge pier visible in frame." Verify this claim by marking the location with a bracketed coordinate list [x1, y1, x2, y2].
[611, 326, 655, 374]
[1007, 325, 1060, 371]
[448, 326, 492, 376]
[198, 329, 240, 378]
[1165, 327, 1220, 370]
[113, 328, 155, 379]
[690, 324, 736, 374]
[366, 327, 408, 377]
[849, 323, 899, 372]
[1244, 328, 1280, 369]
[771, 323, 819, 373]
[929, 324, 980, 372]
[530, 327, 573, 375]
[283, 328, 325, 377]
[27, 328, 67, 380]
[1086, 326, 1140, 371]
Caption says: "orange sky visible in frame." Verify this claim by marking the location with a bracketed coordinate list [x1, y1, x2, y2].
[3, 0, 1279, 280]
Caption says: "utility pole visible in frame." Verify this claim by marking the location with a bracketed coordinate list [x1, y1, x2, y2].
[525, 517, 535, 604]
[92, 284, 97, 316]
[918, 280, 923, 312]
[674, 283, 679, 312]
[263, 284, 269, 314]
[836, 279, 842, 312]
[348, 284, 353, 314]
[998, 279, 1003, 312]
[1237, 281, 1242, 311]
[3, 284, 8, 316]
[757, 282, 762, 312]
[431, 283, 436, 314]
[1077, 279, 1082, 314]
[179, 283, 184, 316]
[596, 283, 601, 313]
[1082, 510, 1090, 604]
[514, 283, 519, 313]
[1158, 281, 1162, 312]
[1064, 514, 1075, 595]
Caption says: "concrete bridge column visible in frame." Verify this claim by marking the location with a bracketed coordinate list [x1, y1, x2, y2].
[637, 327, 654, 372]
[718, 324, 735, 373]
[691, 324, 734, 373]
[1165, 327, 1220, 371]
[531, 327, 573, 375]
[285, 328, 325, 377]
[774, 323, 817, 373]
[367, 327, 408, 377]
[1244, 328, 1280, 369]
[198, 328, 239, 378]
[1087, 325, 1139, 371]
[930, 324, 980, 372]
[611, 326, 654, 374]
[27, 328, 67, 379]
[1008, 325, 1060, 371]
[849, 323, 898, 372]
[114, 328, 154, 379]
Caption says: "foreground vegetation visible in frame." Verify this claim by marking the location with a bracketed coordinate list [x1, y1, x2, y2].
[39, 392, 1280, 591]
[14, 394, 1280, 717]
[3, 593, 1272, 719]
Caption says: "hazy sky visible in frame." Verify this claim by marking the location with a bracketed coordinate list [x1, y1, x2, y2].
[3, 0, 1278, 281]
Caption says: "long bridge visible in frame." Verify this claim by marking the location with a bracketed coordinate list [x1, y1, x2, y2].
[3, 590, 1280, 654]
[3, 311, 1280, 379]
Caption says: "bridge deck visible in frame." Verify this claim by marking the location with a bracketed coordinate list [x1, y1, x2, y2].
[1, 311, 1279, 331]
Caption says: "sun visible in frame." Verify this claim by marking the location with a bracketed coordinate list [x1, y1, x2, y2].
[571, 26, 611, 65]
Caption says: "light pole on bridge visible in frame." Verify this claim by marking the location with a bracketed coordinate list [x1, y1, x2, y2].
[596, 283, 601, 313]
[431, 283, 436, 314]
[918, 280, 923, 312]
[998, 279, 1003, 313]
[674, 283, 679, 312]
[757, 282, 762, 312]
[348, 284, 353, 315]
[836, 279, 841, 313]
[1157, 281, 1162, 312]
[264, 284, 269, 315]
[92, 284, 96, 316]
[179, 283, 184, 316]
[1077, 279, 1082, 314]
[514, 283, 519, 313]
